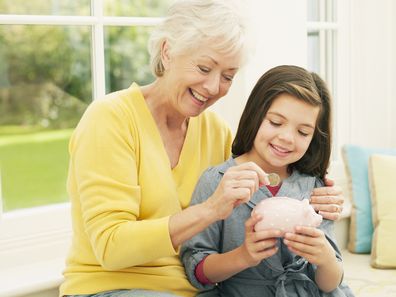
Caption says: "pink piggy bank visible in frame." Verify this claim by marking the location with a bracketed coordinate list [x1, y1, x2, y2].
[252, 197, 322, 236]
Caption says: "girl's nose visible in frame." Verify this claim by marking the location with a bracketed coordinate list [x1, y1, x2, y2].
[278, 130, 294, 144]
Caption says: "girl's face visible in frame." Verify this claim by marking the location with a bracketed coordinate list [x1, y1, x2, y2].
[163, 45, 241, 118]
[249, 94, 320, 177]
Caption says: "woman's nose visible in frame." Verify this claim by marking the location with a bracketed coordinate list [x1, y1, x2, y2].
[203, 73, 220, 96]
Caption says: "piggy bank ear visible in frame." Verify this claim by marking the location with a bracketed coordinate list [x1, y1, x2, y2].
[302, 199, 310, 206]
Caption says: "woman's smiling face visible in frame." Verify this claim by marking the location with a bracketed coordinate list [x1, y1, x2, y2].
[163, 44, 241, 118]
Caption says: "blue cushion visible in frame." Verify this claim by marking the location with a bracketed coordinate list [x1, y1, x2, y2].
[342, 145, 396, 253]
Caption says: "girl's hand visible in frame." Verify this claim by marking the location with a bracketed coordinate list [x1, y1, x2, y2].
[205, 162, 269, 220]
[238, 214, 280, 267]
[310, 177, 344, 221]
[283, 226, 337, 267]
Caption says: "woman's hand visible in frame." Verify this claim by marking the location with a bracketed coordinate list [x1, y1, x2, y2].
[310, 177, 344, 221]
[238, 214, 280, 267]
[169, 162, 268, 248]
[205, 162, 269, 220]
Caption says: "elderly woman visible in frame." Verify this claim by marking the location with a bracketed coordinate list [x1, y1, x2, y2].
[59, 1, 344, 297]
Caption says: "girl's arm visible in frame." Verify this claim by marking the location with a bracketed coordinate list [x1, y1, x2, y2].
[283, 226, 343, 292]
[202, 214, 280, 283]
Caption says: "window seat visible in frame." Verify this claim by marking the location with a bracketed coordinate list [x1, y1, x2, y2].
[0, 257, 63, 297]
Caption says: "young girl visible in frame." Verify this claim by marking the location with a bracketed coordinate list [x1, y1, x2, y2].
[181, 65, 354, 297]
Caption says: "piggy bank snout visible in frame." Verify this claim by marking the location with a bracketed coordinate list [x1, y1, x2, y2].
[303, 204, 323, 226]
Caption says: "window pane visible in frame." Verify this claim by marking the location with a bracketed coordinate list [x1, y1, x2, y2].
[104, 26, 154, 93]
[0, 25, 91, 212]
[307, 0, 320, 22]
[307, 32, 320, 74]
[0, 0, 91, 15]
[307, 0, 336, 22]
[307, 30, 336, 91]
[104, 0, 172, 17]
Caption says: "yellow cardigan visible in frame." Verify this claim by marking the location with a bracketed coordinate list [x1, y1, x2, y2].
[59, 83, 232, 297]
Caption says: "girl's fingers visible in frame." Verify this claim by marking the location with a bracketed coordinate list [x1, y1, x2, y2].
[245, 213, 262, 232]
[283, 237, 317, 255]
[254, 229, 283, 240]
[294, 226, 322, 237]
[257, 246, 278, 258]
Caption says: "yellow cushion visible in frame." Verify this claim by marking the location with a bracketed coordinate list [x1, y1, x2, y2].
[368, 154, 396, 268]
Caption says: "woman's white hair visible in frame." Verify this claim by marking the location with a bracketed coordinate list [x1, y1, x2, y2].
[148, 0, 248, 77]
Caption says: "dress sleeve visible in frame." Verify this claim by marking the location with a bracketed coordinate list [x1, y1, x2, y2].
[70, 99, 176, 270]
[180, 168, 223, 290]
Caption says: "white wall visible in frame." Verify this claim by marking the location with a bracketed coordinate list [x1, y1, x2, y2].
[345, 0, 396, 148]
[213, 0, 396, 151]
[210, 0, 307, 133]
[391, 0, 396, 147]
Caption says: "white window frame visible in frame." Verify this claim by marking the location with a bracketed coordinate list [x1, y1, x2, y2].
[0, 1, 162, 295]
[307, 0, 350, 161]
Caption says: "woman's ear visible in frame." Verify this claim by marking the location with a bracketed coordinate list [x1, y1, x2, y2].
[161, 40, 171, 70]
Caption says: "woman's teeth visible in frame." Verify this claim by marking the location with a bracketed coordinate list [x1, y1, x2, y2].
[191, 90, 207, 102]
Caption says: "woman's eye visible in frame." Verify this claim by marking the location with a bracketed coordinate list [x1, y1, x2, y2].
[222, 75, 234, 82]
[198, 66, 210, 73]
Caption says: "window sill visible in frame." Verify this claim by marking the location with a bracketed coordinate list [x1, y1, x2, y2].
[0, 257, 64, 297]
[0, 204, 70, 297]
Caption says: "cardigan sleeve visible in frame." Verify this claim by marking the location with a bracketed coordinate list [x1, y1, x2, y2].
[180, 167, 224, 290]
[70, 99, 177, 270]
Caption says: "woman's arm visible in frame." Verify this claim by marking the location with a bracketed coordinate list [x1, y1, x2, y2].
[169, 162, 269, 248]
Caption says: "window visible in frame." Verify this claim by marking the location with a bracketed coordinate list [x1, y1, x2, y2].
[0, 1, 170, 213]
[0, 1, 170, 293]
[307, 0, 342, 157]
[307, 0, 336, 89]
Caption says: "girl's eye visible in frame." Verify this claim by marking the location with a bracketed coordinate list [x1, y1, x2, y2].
[298, 130, 310, 137]
[198, 66, 210, 73]
[269, 120, 281, 127]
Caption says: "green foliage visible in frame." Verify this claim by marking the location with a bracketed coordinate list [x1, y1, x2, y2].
[105, 26, 155, 92]
[104, 0, 171, 17]
[1, 25, 92, 101]
[0, 0, 90, 15]
[0, 0, 169, 210]
[0, 130, 72, 211]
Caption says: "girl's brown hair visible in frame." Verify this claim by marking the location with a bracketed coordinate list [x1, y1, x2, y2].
[232, 65, 332, 179]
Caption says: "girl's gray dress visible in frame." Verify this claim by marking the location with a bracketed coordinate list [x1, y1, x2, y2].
[180, 158, 354, 297]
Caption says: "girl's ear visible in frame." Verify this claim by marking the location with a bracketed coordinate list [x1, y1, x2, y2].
[161, 40, 171, 70]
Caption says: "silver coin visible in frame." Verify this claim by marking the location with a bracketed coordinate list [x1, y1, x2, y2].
[267, 173, 281, 187]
